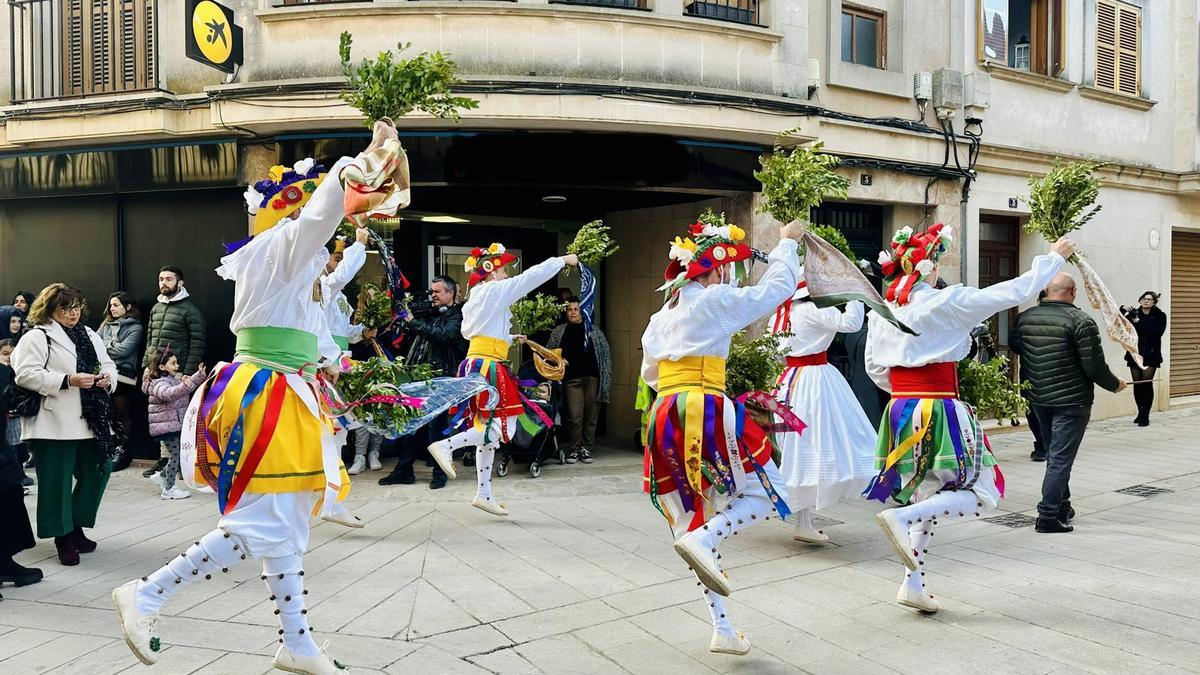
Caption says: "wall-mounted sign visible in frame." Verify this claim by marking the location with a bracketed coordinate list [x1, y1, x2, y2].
[186, 0, 243, 74]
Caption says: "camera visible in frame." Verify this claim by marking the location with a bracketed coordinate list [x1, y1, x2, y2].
[406, 290, 439, 320]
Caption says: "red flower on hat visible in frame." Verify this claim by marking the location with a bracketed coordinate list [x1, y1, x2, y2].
[470, 247, 484, 258]
[881, 260, 897, 276]
[689, 221, 706, 236]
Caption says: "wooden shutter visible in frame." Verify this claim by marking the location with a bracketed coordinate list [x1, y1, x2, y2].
[1096, 0, 1140, 96]
[1170, 232, 1200, 397]
[59, 0, 154, 97]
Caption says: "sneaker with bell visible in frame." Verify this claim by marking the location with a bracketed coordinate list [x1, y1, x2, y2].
[875, 509, 918, 571]
[272, 641, 348, 674]
[346, 455, 366, 476]
[792, 522, 829, 544]
[578, 448, 593, 464]
[112, 580, 162, 665]
[896, 585, 939, 614]
[160, 486, 191, 500]
[673, 529, 730, 597]
[427, 439, 458, 480]
[320, 510, 365, 529]
[471, 494, 508, 517]
[709, 630, 751, 655]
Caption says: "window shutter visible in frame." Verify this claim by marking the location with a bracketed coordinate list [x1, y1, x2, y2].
[1096, 0, 1141, 96]
[60, 0, 87, 96]
[1095, 0, 1118, 91]
[59, 0, 154, 97]
[1116, 2, 1140, 96]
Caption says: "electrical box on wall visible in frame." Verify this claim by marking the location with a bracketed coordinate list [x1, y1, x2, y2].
[807, 57, 822, 98]
[914, 71, 933, 101]
[964, 72, 991, 123]
[932, 68, 963, 119]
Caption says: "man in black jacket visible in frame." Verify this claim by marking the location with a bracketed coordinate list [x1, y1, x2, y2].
[380, 275, 469, 488]
[1011, 273, 1126, 534]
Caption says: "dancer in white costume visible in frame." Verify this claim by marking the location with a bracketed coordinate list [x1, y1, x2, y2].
[427, 243, 579, 516]
[770, 271, 877, 543]
[316, 228, 371, 529]
[864, 223, 1074, 614]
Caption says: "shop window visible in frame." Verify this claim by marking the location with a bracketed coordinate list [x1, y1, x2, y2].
[1095, 0, 1140, 96]
[841, 4, 885, 69]
[979, 0, 1065, 77]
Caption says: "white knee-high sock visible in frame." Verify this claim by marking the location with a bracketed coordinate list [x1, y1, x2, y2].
[263, 554, 320, 658]
[438, 425, 485, 452]
[700, 578, 734, 635]
[902, 519, 932, 593]
[475, 443, 499, 502]
[893, 489, 982, 525]
[136, 529, 247, 615]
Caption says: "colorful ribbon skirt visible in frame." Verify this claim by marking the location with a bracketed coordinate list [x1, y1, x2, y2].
[453, 356, 549, 442]
[643, 387, 791, 532]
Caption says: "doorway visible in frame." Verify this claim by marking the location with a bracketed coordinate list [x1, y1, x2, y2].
[978, 214, 1022, 357]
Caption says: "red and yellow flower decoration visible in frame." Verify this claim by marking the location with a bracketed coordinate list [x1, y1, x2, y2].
[465, 242, 518, 287]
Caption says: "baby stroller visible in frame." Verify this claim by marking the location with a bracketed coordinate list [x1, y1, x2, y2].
[497, 364, 565, 478]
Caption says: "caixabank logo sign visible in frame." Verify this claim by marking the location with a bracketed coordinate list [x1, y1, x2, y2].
[185, 0, 243, 74]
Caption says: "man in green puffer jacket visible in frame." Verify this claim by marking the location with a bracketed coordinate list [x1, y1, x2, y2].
[1010, 272, 1125, 535]
[142, 266, 206, 376]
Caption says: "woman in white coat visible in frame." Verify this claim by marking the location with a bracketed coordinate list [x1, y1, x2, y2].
[12, 283, 119, 566]
[771, 273, 877, 543]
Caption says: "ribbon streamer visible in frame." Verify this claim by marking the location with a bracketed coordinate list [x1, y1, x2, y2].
[579, 262, 597, 348]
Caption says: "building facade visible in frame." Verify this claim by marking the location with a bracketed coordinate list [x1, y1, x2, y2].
[2, 0, 1196, 440]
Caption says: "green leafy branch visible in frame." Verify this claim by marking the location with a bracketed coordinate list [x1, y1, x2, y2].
[754, 137, 850, 225]
[725, 331, 787, 398]
[510, 295, 564, 335]
[1023, 159, 1108, 257]
[957, 356, 1029, 423]
[566, 219, 620, 268]
[339, 32, 479, 125]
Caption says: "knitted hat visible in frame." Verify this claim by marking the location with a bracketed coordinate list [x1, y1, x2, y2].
[242, 158, 327, 235]
[879, 223, 953, 306]
[658, 219, 751, 294]
[465, 243, 518, 288]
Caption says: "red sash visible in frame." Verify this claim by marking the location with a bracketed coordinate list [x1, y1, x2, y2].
[785, 352, 828, 368]
[889, 362, 959, 399]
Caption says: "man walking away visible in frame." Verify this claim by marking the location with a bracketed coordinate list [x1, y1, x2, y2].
[141, 267, 206, 477]
[1010, 273, 1125, 534]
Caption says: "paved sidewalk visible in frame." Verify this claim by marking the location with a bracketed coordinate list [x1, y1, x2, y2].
[2, 408, 1198, 674]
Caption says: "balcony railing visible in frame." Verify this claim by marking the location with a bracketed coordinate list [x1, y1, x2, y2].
[685, 0, 758, 26]
[8, 0, 157, 103]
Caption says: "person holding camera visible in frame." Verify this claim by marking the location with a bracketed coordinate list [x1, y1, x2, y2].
[1120, 291, 1167, 427]
[379, 275, 468, 489]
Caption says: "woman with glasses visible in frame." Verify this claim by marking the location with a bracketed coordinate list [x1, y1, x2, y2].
[1121, 291, 1168, 426]
[10, 284, 120, 566]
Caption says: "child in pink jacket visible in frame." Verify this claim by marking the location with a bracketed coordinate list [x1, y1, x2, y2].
[142, 347, 206, 500]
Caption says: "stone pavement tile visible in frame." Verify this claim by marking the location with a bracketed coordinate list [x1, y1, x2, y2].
[513, 633, 628, 674]
[492, 598, 624, 644]
[0, 633, 116, 673]
[525, 502, 678, 587]
[116, 645, 227, 674]
[1089, 582, 1200, 622]
[414, 623, 514, 659]
[1010, 580, 1200, 644]
[408, 578, 485, 639]
[0, 599, 122, 639]
[724, 549, 847, 589]
[383, 644, 491, 674]
[254, 632, 423, 670]
[190, 651, 276, 674]
[599, 577, 699, 617]
[468, 647, 544, 674]
[177, 579, 271, 623]
[573, 618, 653, 652]
[306, 539, 429, 633]
[419, 541, 537, 624]
[599, 635, 719, 674]
[150, 615, 278, 654]
[340, 578, 417, 639]
[0, 627, 65, 661]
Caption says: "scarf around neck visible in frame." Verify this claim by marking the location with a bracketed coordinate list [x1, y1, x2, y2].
[61, 322, 124, 464]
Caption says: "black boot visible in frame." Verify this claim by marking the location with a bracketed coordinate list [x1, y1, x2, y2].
[0, 556, 44, 587]
[142, 457, 168, 477]
[1035, 517, 1073, 534]
[111, 448, 133, 472]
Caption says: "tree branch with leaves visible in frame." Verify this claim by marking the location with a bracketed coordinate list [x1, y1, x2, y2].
[339, 32, 479, 124]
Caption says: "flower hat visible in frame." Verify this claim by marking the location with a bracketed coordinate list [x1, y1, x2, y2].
[465, 243, 518, 287]
[879, 223, 953, 305]
[658, 219, 751, 294]
[243, 158, 327, 235]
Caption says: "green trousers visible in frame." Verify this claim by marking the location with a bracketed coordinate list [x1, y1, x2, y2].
[31, 439, 111, 539]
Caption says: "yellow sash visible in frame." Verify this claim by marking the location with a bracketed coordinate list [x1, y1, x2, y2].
[658, 356, 727, 395]
[467, 335, 510, 362]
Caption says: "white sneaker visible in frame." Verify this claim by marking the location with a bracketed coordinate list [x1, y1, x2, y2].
[427, 440, 457, 480]
[148, 473, 165, 490]
[673, 529, 730, 597]
[112, 580, 161, 665]
[471, 495, 508, 517]
[792, 522, 830, 544]
[896, 585, 939, 614]
[367, 450, 382, 471]
[347, 456, 366, 476]
[876, 509, 918, 571]
[272, 641, 348, 674]
[709, 630, 751, 655]
[160, 486, 191, 500]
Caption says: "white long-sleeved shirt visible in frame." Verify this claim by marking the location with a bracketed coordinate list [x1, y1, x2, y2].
[217, 156, 353, 350]
[317, 241, 367, 363]
[779, 300, 864, 357]
[460, 256, 567, 344]
[865, 252, 1066, 391]
[640, 239, 801, 390]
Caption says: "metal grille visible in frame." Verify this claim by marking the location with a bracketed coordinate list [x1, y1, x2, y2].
[552, 0, 647, 8]
[684, 0, 759, 26]
[982, 512, 1037, 529]
[8, 0, 156, 102]
[1115, 485, 1175, 498]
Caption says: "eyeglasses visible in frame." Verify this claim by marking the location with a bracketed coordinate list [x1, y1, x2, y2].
[58, 304, 84, 313]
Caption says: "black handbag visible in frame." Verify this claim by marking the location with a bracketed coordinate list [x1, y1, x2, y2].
[9, 329, 50, 418]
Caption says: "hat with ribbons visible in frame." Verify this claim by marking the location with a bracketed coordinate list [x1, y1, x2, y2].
[465, 243, 518, 288]
[658, 219, 751, 294]
[879, 223, 953, 306]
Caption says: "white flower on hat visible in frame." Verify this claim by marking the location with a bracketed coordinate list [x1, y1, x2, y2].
[915, 259, 935, 276]
[858, 259, 872, 270]
[243, 185, 263, 214]
[877, 250, 892, 265]
[701, 223, 719, 237]
[939, 226, 954, 243]
[669, 241, 695, 264]
[292, 158, 315, 176]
